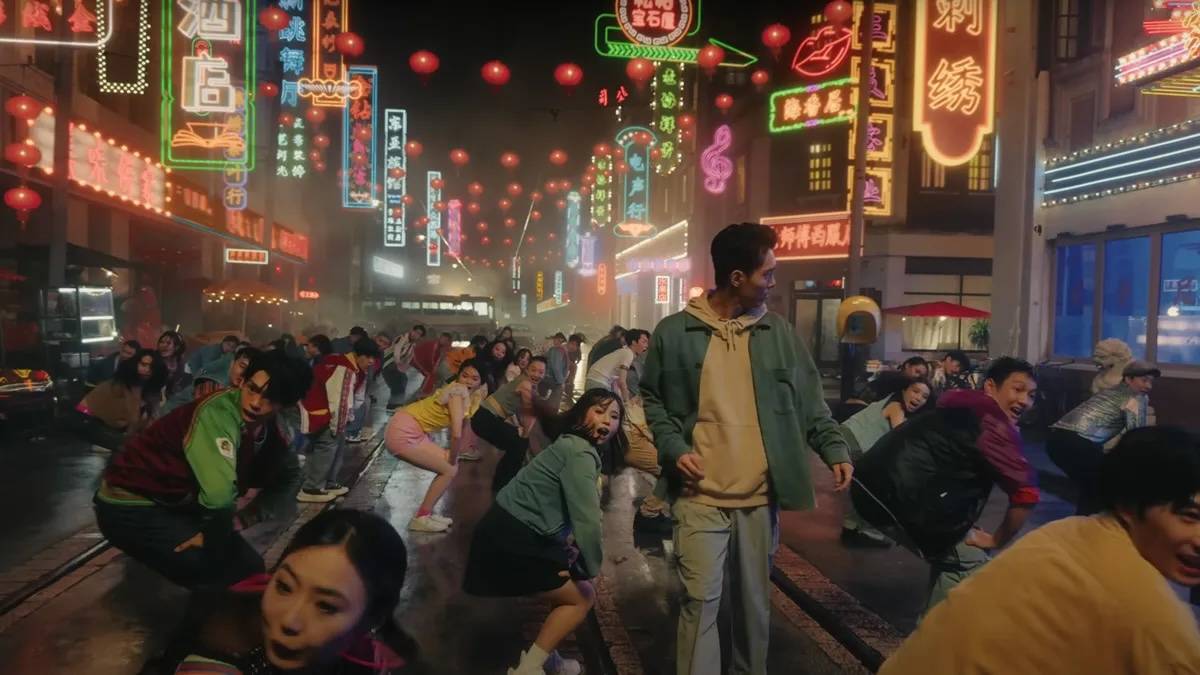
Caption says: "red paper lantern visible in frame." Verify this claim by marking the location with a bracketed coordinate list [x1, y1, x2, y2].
[467, 201, 481, 215]
[402, 194, 415, 206]
[467, 181, 484, 197]
[650, 147, 662, 161]
[417, 215, 429, 227]
[278, 112, 295, 126]
[449, 148, 470, 167]
[555, 199, 567, 210]
[544, 180, 559, 194]
[476, 221, 489, 232]
[530, 191, 543, 203]
[390, 207, 403, 219]
[5, 142, 40, 168]
[500, 151, 520, 170]
[430, 177, 444, 190]
[309, 149, 323, 163]
[615, 160, 628, 174]
[478, 235, 490, 246]
[625, 58, 654, 90]
[259, 81, 279, 98]
[554, 63, 584, 93]
[678, 113, 695, 129]
[5, 95, 41, 121]
[715, 93, 734, 113]
[506, 182, 523, 197]
[824, 0, 852, 26]
[548, 232, 557, 241]
[258, 5, 289, 31]
[499, 198, 512, 212]
[312, 133, 331, 149]
[433, 200, 446, 212]
[5, 185, 40, 225]
[304, 107, 327, 126]
[405, 140, 423, 158]
[682, 128, 695, 141]
[526, 236, 536, 244]
[481, 60, 511, 88]
[503, 237, 513, 246]
[313, 160, 327, 172]
[751, 69, 770, 89]
[353, 125, 372, 142]
[504, 217, 517, 228]
[548, 149, 568, 166]
[409, 50, 440, 79]
[762, 23, 792, 60]
[560, 179, 572, 190]
[697, 44, 725, 77]
[612, 147, 625, 160]
[531, 210, 542, 222]
[579, 186, 591, 197]
[335, 32, 365, 59]
[388, 167, 405, 179]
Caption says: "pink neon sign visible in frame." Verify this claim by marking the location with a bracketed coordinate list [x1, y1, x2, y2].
[701, 124, 733, 195]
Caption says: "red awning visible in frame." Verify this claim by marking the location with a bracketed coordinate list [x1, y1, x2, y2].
[883, 301, 990, 319]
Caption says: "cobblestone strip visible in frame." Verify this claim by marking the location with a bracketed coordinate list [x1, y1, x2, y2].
[773, 545, 905, 658]
[0, 547, 121, 633]
[769, 586, 871, 674]
[0, 527, 105, 606]
[592, 574, 643, 675]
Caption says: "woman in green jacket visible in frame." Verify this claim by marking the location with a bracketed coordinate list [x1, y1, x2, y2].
[464, 388, 628, 675]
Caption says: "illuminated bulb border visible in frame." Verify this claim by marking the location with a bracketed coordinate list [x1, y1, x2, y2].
[98, 0, 151, 95]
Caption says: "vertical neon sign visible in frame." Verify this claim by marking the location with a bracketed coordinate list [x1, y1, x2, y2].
[520, 293, 528, 318]
[565, 191, 581, 268]
[554, 270, 564, 303]
[383, 108, 407, 247]
[590, 153, 614, 227]
[98, 0, 152, 94]
[615, 126, 657, 238]
[342, 65, 378, 208]
[447, 199, 463, 257]
[650, 62, 687, 175]
[426, 170, 442, 267]
[274, 0, 307, 179]
[579, 232, 597, 276]
[302, 0, 349, 107]
[701, 124, 733, 194]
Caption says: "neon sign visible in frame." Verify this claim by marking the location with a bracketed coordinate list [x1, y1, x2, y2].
[426, 170, 442, 267]
[226, 208, 265, 244]
[511, 256, 521, 293]
[273, 0, 307, 181]
[304, 0, 350, 107]
[383, 108, 407, 247]
[29, 111, 169, 216]
[536, 271, 545, 301]
[853, 56, 895, 108]
[98, 0, 151, 94]
[579, 232, 597, 276]
[852, 1, 896, 53]
[1114, 4, 1200, 97]
[520, 293, 527, 318]
[792, 25, 852, 79]
[276, 116, 307, 179]
[224, 247, 268, 265]
[615, 126, 657, 238]
[298, 290, 320, 300]
[373, 256, 405, 279]
[223, 90, 249, 210]
[913, 0, 997, 166]
[848, 167, 893, 215]
[342, 65, 378, 209]
[849, 113, 894, 163]
[594, 10, 758, 69]
[768, 78, 855, 133]
[650, 63, 687, 175]
[272, 223, 310, 261]
[655, 275, 671, 305]
[0, 0, 114, 47]
[447, 199, 463, 257]
[760, 212, 851, 261]
[554, 270, 564, 303]
[565, 191, 582, 268]
[161, 0, 256, 171]
[590, 153, 615, 227]
[615, 0, 693, 46]
[700, 124, 733, 195]
[597, 263, 608, 295]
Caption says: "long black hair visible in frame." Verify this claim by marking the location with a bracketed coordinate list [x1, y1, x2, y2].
[478, 339, 511, 392]
[548, 388, 629, 458]
[279, 509, 418, 664]
[114, 348, 167, 394]
[156, 330, 186, 363]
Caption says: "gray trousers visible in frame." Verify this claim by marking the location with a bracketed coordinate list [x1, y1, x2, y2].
[673, 499, 775, 675]
[302, 427, 345, 491]
[925, 540, 989, 614]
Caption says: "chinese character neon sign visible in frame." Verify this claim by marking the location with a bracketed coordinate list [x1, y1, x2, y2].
[98, 0, 151, 94]
[520, 293, 527, 318]
[700, 124, 733, 195]
[276, 116, 307, 179]
[914, 0, 996, 166]
[655, 275, 671, 304]
[161, 0, 256, 171]
[615, 0, 693, 47]
[565, 191, 582, 268]
[447, 199, 462, 257]
[768, 78, 855, 133]
[383, 108, 407, 247]
[0, 0, 115, 47]
[273, 0, 307, 180]
[224, 247, 268, 265]
[511, 256, 522, 293]
[536, 271, 544, 301]
[848, 166, 893, 215]
[651, 62, 688, 176]
[849, 113, 894, 163]
[760, 212, 851, 261]
[342, 65, 378, 209]
[426, 170, 442, 267]
[590, 153, 615, 227]
[302, 0, 350, 107]
[792, 24, 852, 79]
[597, 263, 608, 295]
[579, 232, 597, 276]
[614, 126, 657, 238]
[554, 270, 564, 303]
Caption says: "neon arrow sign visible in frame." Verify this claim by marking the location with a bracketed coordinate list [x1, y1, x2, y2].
[593, 12, 757, 68]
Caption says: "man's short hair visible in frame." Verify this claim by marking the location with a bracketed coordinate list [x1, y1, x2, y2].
[123, 339, 141, 350]
[412, 324, 427, 336]
[569, 333, 587, 345]
[1100, 426, 1200, 516]
[308, 334, 332, 356]
[901, 356, 927, 370]
[610, 325, 626, 337]
[624, 329, 650, 346]
[242, 350, 313, 406]
[221, 335, 240, 345]
[440, 331, 453, 339]
[352, 339, 383, 359]
[711, 223, 778, 289]
[349, 326, 368, 338]
[529, 355, 549, 366]
[945, 350, 972, 372]
[983, 356, 1034, 387]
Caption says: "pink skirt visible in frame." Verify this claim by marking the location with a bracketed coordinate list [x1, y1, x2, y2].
[385, 411, 431, 455]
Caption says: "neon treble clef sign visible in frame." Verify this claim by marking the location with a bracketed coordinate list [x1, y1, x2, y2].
[701, 124, 733, 195]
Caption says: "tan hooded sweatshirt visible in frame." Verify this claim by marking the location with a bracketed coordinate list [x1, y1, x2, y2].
[684, 293, 770, 508]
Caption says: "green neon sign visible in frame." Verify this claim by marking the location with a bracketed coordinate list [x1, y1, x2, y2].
[768, 78, 857, 134]
[161, 0, 257, 171]
[593, 12, 756, 69]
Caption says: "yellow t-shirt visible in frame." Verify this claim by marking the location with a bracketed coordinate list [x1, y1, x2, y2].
[402, 383, 482, 433]
[881, 515, 1200, 675]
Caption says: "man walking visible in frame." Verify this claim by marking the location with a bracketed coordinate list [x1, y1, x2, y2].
[641, 223, 852, 675]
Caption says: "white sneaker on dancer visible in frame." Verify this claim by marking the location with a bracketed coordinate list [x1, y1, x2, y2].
[507, 650, 546, 675]
[428, 514, 453, 527]
[408, 515, 449, 533]
[543, 650, 582, 675]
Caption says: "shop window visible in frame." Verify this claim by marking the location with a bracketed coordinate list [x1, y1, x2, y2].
[921, 150, 946, 189]
[1102, 237, 1150, 358]
[1053, 242, 1096, 357]
[808, 143, 832, 192]
[1055, 0, 1088, 62]
[967, 138, 994, 192]
[1157, 229, 1200, 364]
[900, 275, 991, 352]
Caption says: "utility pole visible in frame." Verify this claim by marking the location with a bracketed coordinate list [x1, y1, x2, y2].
[48, 16, 76, 287]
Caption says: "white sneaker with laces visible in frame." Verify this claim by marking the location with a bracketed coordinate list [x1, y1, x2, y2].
[543, 651, 581, 675]
[408, 515, 449, 533]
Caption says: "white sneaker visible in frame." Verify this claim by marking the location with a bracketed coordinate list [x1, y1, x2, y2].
[507, 651, 545, 675]
[543, 651, 582, 675]
[457, 450, 482, 461]
[408, 515, 449, 533]
[428, 514, 453, 527]
[297, 488, 337, 503]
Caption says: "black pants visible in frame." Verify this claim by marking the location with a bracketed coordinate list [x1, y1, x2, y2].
[1045, 428, 1105, 516]
[382, 365, 408, 408]
[471, 408, 529, 494]
[94, 498, 263, 589]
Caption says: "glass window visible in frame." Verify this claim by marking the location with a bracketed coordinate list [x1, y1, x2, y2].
[808, 143, 832, 192]
[1102, 237, 1150, 358]
[921, 150, 946, 189]
[968, 137, 994, 192]
[1055, 0, 1080, 61]
[1157, 229, 1200, 364]
[1053, 243, 1096, 357]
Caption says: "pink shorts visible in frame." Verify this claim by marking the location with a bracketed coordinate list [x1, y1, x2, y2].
[385, 411, 431, 455]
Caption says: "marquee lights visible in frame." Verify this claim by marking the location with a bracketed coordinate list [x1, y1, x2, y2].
[597, 263, 608, 295]
[913, 0, 997, 166]
[565, 191, 582, 268]
[426, 171, 442, 267]
[768, 78, 856, 133]
[98, 0, 151, 94]
[224, 247, 268, 265]
[305, 0, 350, 107]
[700, 124, 733, 194]
[760, 212, 851, 261]
[161, 0, 256, 171]
[614, 125, 657, 238]
[1114, 30, 1198, 86]
[447, 199, 463, 257]
[383, 108, 407, 247]
[342, 65, 378, 208]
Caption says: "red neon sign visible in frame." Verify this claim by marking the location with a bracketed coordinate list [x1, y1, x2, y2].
[597, 263, 608, 296]
[761, 212, 851, 261]
[792, 25, 852, 79]
[298, 290, 320, 300]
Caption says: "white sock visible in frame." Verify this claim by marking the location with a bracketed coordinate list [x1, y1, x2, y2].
[519, 644, 548, 670]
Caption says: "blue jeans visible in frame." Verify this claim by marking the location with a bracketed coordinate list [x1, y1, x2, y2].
[302, 428, 346, 490]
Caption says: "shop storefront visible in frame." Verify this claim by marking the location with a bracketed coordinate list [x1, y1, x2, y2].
[614, 219, 691, 330]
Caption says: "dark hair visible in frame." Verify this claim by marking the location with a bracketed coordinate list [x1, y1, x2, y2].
[481, 339, 511, 364]
[1100, 427, 1200, 516]
[983, 356, 1034, 388]
[235, 345, 261, 362]
[115, 348, 167, 393]
[624, 329, 650, 346]
[455, 357, 486, 380]
[241, 350, 312, 406]
[569, 333, 586, 345]
[552, 388, 630, 458]
[411, 324, 427, 336]
[944, 350, 972, 373]
[308, 334, 333, 356]
[513, 347, 533, 365]
[497, 325, 513, 338]
[901, 356, 928, 371]
[349, 326, 368, 338]
[122, 339, 142, 351]
[279, 509, 416, 663]
[221, 335, 239, 346]
[890, 376, 934, 413]
[352, 338, 383, 359]
[439, 331, 453, 340]
[529, 355, 548, 367]
[157, 330, 186, 360]
[711, 223, 778, 289]
[267, 339, 287, 352]
[469, 335, 488, 350]
[609, 325, 626, 337]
